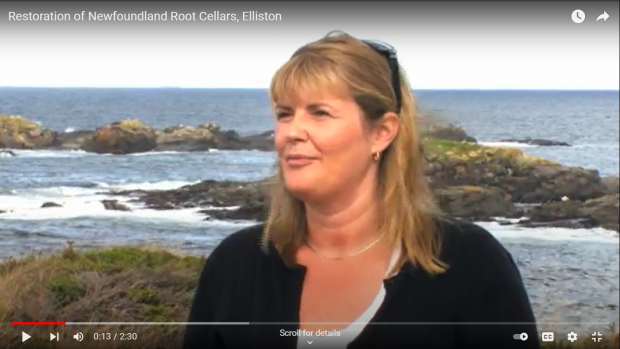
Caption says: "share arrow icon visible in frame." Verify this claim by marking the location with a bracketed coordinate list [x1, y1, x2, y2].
[597, 11, 609, 22]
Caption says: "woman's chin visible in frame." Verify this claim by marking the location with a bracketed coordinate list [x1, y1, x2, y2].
[284, 179, 321, 199]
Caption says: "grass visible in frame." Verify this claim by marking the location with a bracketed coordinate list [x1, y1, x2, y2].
[0, 242, 204, 348]
[1, 243, 617, 348]
[114, 119, 151, 132]
[0, 115, 40, 134]
[422, 138, 558, 168]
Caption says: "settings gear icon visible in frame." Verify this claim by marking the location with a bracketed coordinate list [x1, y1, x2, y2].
[567, 332, 578, 342]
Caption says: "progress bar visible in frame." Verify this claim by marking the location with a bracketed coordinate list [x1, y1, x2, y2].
[10, 322, 613, 326]
[11, 322, 249, 325]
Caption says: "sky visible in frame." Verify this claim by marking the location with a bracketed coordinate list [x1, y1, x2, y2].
[0, 1, 618, 90]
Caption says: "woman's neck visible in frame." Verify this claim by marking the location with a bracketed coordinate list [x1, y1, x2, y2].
[304, 176, 382, 253]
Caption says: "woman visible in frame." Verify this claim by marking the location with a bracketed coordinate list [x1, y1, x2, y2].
[183, 31, 539, 349]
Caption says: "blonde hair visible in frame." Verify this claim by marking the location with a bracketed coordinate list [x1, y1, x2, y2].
[262, 31, 447, 275]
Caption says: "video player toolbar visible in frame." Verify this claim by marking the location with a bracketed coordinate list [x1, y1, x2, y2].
[19, 328, 613, 344]
[513, 330, 609, 343]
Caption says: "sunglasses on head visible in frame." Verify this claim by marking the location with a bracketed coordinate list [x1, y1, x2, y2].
[360, 39, 403, 113]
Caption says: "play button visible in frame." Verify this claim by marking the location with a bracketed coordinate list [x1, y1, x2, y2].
[22, 332, 31, 342]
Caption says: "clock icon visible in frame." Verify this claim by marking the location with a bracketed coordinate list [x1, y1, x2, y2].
[572, 9, 585, 24]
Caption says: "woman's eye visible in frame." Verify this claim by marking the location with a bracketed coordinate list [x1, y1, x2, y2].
[276, 112, 291, 119]
[313, 110, 330, 117]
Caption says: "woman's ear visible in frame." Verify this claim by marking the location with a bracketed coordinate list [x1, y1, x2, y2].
[371, 112, 399, 154]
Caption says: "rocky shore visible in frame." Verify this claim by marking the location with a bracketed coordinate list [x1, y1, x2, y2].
[2, 114, 617, 233]
[96, 152, 618, 232]
[0, 115, 275, 153]
[99, 144, 619, 232]
[1, 114, 574, 154]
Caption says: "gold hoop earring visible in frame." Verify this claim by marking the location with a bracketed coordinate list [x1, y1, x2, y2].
[372, 151, 381, 162]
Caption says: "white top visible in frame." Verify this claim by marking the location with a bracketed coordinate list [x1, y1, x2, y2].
[296, 249, 401, 349]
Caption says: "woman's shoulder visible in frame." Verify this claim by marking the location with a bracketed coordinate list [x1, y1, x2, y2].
[210, 223, 266, 257]
[195, 224, 270, 283]
[433, 218, 517, 273]
[429, 219, 537, 332]
[436, 218, 503, 248]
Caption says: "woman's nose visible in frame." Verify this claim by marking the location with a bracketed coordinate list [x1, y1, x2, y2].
[286, 111, 309, 141]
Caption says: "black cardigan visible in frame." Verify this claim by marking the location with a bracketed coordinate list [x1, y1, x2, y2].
[182, 220, 540, 349]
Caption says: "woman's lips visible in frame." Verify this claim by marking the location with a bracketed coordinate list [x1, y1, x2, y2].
[285, 154, 318, 166]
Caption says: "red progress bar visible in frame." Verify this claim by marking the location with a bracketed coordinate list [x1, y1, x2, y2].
[11, 322, 66, 325]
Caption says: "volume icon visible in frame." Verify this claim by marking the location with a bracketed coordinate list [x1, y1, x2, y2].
[74, 332, 84, 341]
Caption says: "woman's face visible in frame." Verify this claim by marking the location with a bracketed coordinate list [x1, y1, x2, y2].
[274, 94, 377, 203]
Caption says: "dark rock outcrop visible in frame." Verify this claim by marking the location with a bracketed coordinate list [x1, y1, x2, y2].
[81, 120, 157, 154]
[0, 149, 17, 156]
[200, 201, 265, 221]
[105, 180, 268, 212]
[422, 124, 477, 143]
[101, 200, 132, 211]
[435, 186, 516, 220]
[500, 138, 571, 147]
[154, 123, 219, 152]
[424, 142, 609, 203]
[153, 125, 275, 152]
[41, 202, 62, 208]
[521, 194, 619, 232]
[53, 130, 95, 151]
[215, 130, 275, 151]
[602, 175, 619, 194]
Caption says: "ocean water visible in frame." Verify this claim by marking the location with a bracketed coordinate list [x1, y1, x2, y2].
[0, 88, 619, 333]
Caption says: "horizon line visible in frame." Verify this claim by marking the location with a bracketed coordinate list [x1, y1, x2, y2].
[0, 86, 619, 92]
